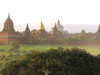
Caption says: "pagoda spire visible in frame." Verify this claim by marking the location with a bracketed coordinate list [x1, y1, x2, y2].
[54, 23, 57, 30]
[40, 20, 43, 25]
[38, 20, 45, 30]
[25, 23, 30, 32]
[57, 18, 60, 24]
[27, 23, 28, 28]
[24, 23, 31, 38]
[96, 24, 100, 33]
[8, 12, 10, 18]
[2, 13, 15, 33]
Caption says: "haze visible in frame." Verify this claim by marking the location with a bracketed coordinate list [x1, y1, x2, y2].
[0, 0, 100, 32]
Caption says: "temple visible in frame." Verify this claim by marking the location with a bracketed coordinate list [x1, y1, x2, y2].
[36, 21, 48, 39]
[56, 19, 64, 32]
[50, 23, 63, 39]
[0, 13, 75, 44]
[0, 13, 21, 44]
[0, 16, 65, 44]
[23, 23, 31, 39]
[96, 25, 100, 36]
[0, 13, 100, 44]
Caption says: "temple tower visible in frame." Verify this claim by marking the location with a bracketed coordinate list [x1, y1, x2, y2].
[36, 21, 48, 39]
[0, 13, 21, 44]
[56, 19, 64, 32]
[23, 23, 31, 38]
[2, 13, 15, 33]
[96, 25, 100, 36]
[50, 23, 63, 39]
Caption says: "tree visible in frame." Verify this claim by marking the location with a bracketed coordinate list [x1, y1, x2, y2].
[1, 48, 100, 75]
[10, 42, 20, 51]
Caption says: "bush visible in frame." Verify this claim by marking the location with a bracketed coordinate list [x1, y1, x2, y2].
[1, 48, 100, 75]
[10, 42, 20, 51]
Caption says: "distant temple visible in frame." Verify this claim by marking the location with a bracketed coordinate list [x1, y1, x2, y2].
[50, 23, 63, 39]
[36, 21, 48, 39]
[56, 19, 64, 32]
[0, 13, 21, 44]
[23, 23, 31, 39]
[1, 13, 100, 44]
[0, 13, 65, 44]
[96, 25, 100, 36]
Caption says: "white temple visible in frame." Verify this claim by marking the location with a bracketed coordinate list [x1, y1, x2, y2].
[56, 19, 64, 32]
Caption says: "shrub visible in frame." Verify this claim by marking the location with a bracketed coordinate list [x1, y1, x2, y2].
[1, 48, 100, 75]
[10, 42, 20, 51]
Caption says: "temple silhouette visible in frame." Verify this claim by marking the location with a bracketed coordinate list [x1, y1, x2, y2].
[0, 13, 64, 44]
[0, 13, 21, 44]
[0, 13, 100, 44]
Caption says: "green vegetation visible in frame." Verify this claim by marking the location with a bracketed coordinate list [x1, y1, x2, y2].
[0, 45, 100, 55]
[0, 44, 99, 74]
[1, 48, 100, 75]
[10, 42, 20, 51]
[19, 29, 100, 46]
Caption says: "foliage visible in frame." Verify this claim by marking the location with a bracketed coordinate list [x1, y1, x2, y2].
[18, 31, 100, 46]
[10, 42, 20, 51]
[1, 48, 100, 75]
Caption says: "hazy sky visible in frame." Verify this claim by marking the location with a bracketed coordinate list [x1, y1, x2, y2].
[0, 0, 100, 31]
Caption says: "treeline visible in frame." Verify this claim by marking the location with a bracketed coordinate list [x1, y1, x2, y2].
[18, 29, 100, 45]
[1, 48, 100, 75]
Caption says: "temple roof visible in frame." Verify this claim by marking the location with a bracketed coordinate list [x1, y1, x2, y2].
[25, 23, 30, 33]
[56, 19, 63, 28]
[53, 23, 57, 30]
[23, 23, 31, 37]
[57, 19, 60, 24]
[38, 21, 45, 30]
[96, 25, 100, 33]
[56, 19, 64, 32]
[2, 13, 15, 33]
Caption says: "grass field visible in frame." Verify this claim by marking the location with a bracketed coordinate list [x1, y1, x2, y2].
[0, 45, 100, 55]
[0, 45, 100, 71]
